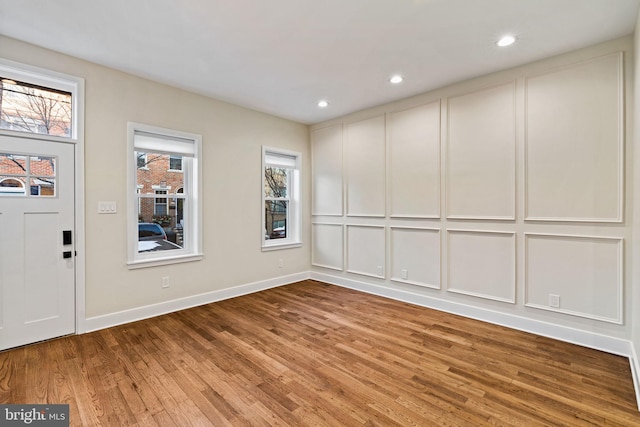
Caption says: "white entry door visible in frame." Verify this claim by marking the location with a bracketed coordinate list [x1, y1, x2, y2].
[0, 135, 75, 351]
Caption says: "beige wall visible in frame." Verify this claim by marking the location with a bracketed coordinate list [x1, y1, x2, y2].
[0, 35, 311, 319]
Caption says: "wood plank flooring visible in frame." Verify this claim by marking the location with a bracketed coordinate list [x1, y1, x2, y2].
[1, 279, 639, 426]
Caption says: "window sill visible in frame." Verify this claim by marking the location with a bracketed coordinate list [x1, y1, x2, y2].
[127, 253, 203, 269]
[261, 241, 302, 252]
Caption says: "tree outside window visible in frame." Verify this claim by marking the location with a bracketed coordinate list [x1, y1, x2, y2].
[262, 147, 301, 250]
[0, 77, 71, 137]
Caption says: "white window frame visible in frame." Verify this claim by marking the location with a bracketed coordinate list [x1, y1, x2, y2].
[127, 122, 203, 268]
[0, 59, 81, 142]
[262, 146, 302, 251]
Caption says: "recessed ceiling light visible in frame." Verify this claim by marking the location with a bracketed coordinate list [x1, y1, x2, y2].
[1, 78, 17, 85]
[317, 100, 329, 108]
[390, 75, 403, 84]
[497, 35, 516, 47]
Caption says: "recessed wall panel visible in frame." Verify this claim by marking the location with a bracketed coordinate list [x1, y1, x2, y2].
[312, 223, 343, 270]
[24, 213, 60, 322]
[346, 225, 385, 278]
[346, 116, 385, 217]
[388, 102, 440, 218]
[390, 227, 440, 289]
[525, 234, 622, 323]
[312, 125, 343, 216]
[446, 82, 516, 220]
[447, 230, 516, 303]
[525, 53, 622, 222]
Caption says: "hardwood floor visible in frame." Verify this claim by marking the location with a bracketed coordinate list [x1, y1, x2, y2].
[1, 279, 639, 426]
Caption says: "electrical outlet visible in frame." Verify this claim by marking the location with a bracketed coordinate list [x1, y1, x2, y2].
[401, 269, 408, 280]
[278, 259, 284, 268]
[162, 276, 170, 289]
[377, 266, 384, 276]
[549, 294, 560, 308]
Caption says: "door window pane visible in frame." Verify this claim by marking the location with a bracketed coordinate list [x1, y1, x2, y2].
[0, 152, 56, 197]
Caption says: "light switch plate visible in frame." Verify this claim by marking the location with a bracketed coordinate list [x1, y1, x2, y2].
[98, 201, 117, 214]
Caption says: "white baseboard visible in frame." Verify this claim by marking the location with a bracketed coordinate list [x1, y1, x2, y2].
[83, 272, 310, 333]
[311, 271, 633, 358]
[630, 345, 640, 411]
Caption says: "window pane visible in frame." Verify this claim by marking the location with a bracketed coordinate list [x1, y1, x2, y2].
[265, 200, 288, 240]
[0, 176, 26, 195]
[136, 152, 147, 168]
[31, 177, 55, 196]
[137, 221, 182, 253]
[0, 153, 27, 175]
[169, 155, 182, 171]
[264, 167, 288, 198]
[30, 156, 55, 177]
[0, 78, 72, 137]
[138, 195, 184, 253]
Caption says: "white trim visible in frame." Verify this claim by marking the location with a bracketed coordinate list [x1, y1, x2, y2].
[310, 271, 632, 357]
[261, 242, 303, 251]
[84, 272, 310, 333]
[630, 345, 640, 411]
[126, 253, 204, 269]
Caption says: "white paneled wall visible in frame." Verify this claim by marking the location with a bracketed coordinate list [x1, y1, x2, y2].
[311, 124, 343, 216]
[346, 225, 385, 278]
[346, 116, 386, 217]
[525, 53, 623, 222]
[446, 82, 516, 220]
[447, 230, 516, 303]
[524, 234, 623, 323]
[390, 227, 440, 289]
[311, 223, 343, 271]
[388, 102, 441, 218]
[310, 38, 631, 342]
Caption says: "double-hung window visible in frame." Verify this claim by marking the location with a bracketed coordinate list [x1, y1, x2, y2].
[262, 146, 301, 250]
[128, 123, 202, 267]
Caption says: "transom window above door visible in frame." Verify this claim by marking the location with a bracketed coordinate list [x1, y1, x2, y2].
[0, 77, 72, 138]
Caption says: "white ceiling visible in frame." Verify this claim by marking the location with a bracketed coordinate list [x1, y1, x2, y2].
[0, 0, 638, 124]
